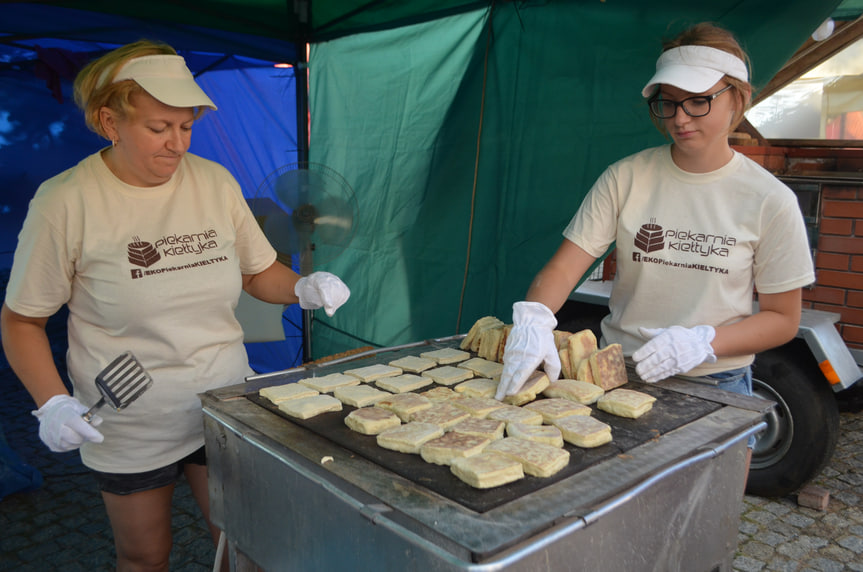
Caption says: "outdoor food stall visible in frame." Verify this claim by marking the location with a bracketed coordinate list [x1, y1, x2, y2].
[201, 336, 768, 571]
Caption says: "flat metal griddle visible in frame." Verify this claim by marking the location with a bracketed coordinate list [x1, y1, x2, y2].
[246, 378, 720, 513]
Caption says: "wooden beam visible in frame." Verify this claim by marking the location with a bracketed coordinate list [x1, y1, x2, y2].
[754, 16, 863, 105]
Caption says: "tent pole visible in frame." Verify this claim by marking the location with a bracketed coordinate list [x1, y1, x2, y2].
[296, 35, 313, 363]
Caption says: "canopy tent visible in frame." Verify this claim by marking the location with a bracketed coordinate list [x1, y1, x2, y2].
[1, 0, 859, 366]
[306, 0, 849, 358]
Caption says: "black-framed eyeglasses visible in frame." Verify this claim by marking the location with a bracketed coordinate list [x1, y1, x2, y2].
[647, 85, 733, 119]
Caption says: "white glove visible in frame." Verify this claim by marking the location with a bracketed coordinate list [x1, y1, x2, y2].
[632, 325, 717, 383]
[495, 301, 561, 400]
[294, 272, 350, 317]
[32, 394, 104, 453]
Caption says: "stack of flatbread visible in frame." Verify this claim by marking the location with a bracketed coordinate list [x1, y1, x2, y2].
[459, 316, 507, 361]
[459, 316, 630, 393]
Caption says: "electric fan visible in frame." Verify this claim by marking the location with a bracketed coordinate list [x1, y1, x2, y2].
[237, 162, 357, 348]
[249, 162, 358, 276]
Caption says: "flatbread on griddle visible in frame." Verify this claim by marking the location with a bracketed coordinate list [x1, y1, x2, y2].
[420, 432, 490, 465]
[377, 422, 444, 454]
[523, 398, 591, 423]
[388, 355, 437, 373]
[409, 401, 471, 430]
[543, 379, 605, 405]
[450, 452, 524, 489]
[551, 415, 613, 448]
[506, 422, 564, 448]
[450, 417, 506, 441]
[344, 407, 401, 435]
[298, 373, 360, 393]
[277, 394, 342, 420]
[259, 383, 319, 404]
[343, 364, 403, 383]
[333, 384, 391, 408]
[421, 348, 471, 365]
[454, 378, 498, 399]
[596, 388, 656, 419]
[486, 437, 570, 478]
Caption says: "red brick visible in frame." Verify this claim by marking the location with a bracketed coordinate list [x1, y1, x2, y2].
[822, 200, 863, 219]
[816, 252, 850, 270]
[815, 270, 863, 289]
[764, 155, 785, 172]
[822, 188, 859, 200]
[812, 302, 846, 317]
[853, 256, 863, 273]
[848, 291, 863, 308]
[804, 286, 846, 305]
[797, 484, 830, 510]
[839, 306, 863, 327]
[843, 324, 863, 346]
[816, 304, 863, 328]
[819, 218, 854, 236]
[836, 157, 863, 172]
[817, 236, 863, 255]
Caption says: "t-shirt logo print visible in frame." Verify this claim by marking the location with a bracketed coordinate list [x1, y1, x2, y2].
[634, 219, 664, 253]
[127, 236, 161, 268]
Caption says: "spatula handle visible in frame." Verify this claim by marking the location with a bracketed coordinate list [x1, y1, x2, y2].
[82, 397, 105, 424]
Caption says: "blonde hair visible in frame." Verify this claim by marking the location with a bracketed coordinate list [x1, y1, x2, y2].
[652, 23, 753, 135]
[74, 40, 198, 139]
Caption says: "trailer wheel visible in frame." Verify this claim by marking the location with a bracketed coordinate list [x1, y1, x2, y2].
[747, 341, 840, 497]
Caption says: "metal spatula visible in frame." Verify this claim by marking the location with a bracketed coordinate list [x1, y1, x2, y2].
[82, 351, 153, 423]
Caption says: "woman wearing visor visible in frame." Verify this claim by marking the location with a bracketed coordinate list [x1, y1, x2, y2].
[1, 40, 350, 570]
[495, 23, 814, 466]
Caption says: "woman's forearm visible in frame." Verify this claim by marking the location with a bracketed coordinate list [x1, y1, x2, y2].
[526, 240, 597, 314]
[242, 260, 301, 305]
[711, 289, 802, 358]
[1, 304, 68, 407]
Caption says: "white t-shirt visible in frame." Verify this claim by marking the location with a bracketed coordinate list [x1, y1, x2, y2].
[6, 150, 277, 472]
[563, 145, 815, 376]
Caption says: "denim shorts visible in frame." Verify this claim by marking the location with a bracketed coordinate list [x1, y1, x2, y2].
[93, 446, 207, 495]
[697, 366, 757, 448]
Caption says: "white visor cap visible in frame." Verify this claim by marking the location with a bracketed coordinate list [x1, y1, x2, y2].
[113, 55, 217, 110]
[641, 45, 748, 98]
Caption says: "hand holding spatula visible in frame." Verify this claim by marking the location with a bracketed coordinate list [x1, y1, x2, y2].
[32, 351, 153, 452]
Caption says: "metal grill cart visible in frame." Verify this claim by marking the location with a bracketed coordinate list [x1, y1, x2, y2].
[201, 336, 769, 571]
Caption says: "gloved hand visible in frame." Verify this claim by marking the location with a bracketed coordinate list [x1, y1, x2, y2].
[294, 272, 350, 317]
[32, 394, 104, 453]
[495, 301, 561, 400]
[632, 325, 717, 383]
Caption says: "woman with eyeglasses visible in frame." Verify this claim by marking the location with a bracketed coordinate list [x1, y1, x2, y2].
[495, 23, 814, 470]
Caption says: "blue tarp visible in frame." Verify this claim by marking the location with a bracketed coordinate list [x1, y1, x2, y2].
[0, 40, 302, 373]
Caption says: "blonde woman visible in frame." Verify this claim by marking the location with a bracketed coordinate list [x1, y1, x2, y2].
[1, 40, 349, 570]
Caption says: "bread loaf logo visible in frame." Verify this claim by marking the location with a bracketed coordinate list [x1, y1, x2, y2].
[634, 219, 664, 253]
[633, 219, 735, 268]
[127, 236, 161, 268]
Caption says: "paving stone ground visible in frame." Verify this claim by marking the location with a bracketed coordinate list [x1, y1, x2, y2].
[734, 410, 863, 572]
